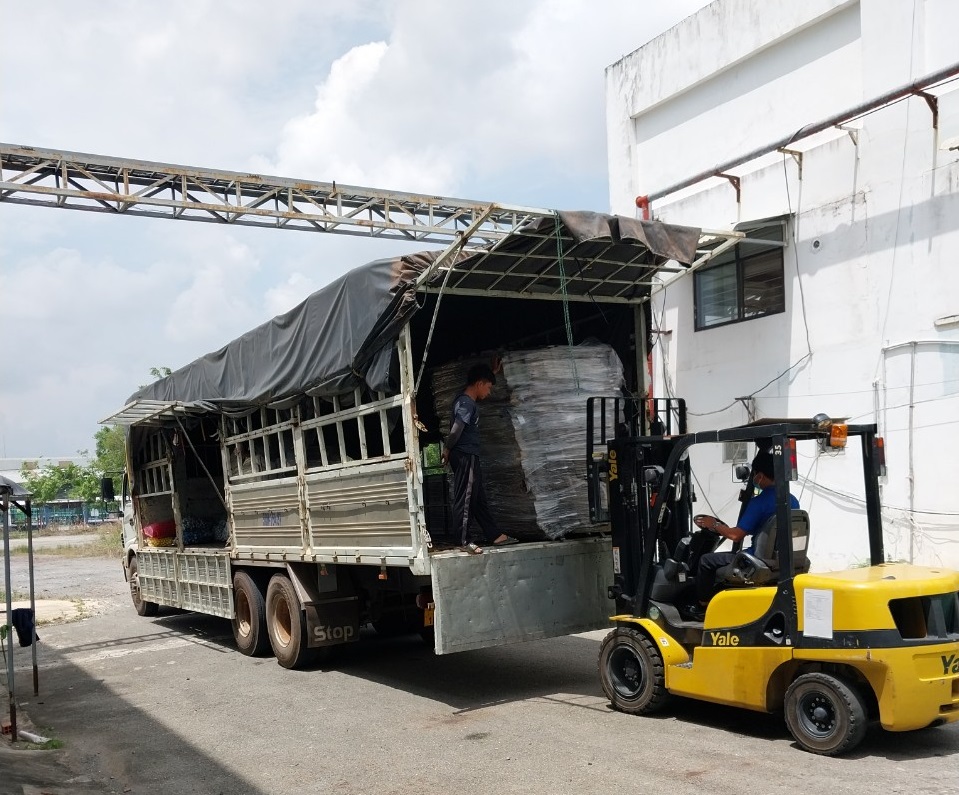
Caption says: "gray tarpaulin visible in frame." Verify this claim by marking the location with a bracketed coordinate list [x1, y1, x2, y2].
[128, 212, 701, 411]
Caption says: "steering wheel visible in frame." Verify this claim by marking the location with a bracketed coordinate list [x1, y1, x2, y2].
[693, 514, 725, 535]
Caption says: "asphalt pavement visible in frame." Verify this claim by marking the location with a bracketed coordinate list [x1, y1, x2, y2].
[1, 556, 958, 795]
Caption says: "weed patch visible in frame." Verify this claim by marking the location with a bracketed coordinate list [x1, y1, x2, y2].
[8, 525, 122, 559]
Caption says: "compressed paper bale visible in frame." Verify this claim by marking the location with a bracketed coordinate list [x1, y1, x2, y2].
[502, 343, 624, 539]
[432, 342, 623, 540]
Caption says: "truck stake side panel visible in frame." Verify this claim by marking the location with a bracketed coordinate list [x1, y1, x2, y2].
[230, 477, 303, 551]
[304, 460, 417, 559]
[139, 548, 233, 618]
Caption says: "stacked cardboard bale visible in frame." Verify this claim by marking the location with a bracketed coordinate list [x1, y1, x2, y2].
[431, 342, 624, 540]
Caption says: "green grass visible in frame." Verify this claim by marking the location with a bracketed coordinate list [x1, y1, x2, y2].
[16, 729, 64, 750]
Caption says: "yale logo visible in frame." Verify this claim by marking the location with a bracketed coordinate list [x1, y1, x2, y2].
[942, 653, 959, 675]
[710, 631, 740, 646]
[608, 449, 619, 482]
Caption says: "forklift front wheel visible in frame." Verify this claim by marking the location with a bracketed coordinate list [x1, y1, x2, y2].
[598, 627, 670, 715]
[784, 672, 868, 755]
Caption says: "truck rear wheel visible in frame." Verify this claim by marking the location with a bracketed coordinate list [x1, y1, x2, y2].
[128, 556, 159, 617]
[265, 573, 315, 669]
[598, 627, 670, 715]
[232, 571, 270, 657]
[784, 672, 868, 755]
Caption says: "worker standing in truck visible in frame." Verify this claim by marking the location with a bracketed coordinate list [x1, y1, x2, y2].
[441, 361, 519, 553]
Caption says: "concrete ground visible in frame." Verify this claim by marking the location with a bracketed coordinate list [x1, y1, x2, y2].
[1, 554, 958, 795]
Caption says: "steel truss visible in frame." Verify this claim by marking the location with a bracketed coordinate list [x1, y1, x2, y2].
[0, 143, 549, 245]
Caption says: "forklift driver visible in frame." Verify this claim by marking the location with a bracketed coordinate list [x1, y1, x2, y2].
[683, 450, 799, 621]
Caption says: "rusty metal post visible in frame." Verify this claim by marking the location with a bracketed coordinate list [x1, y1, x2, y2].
[2, 490, 17, 742]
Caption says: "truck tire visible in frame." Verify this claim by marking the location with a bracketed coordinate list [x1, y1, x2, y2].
[265, 573, 315, 669]
[232, 571, 270, 657]
[128, 556, 159, 617]
[784, 672, 868, 755]
[598, 626, 670, 715]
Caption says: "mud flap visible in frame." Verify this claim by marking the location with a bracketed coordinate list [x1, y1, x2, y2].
[304, 596, 361, 648]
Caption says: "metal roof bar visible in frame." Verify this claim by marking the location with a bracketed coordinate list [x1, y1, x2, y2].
[640, 60, 959, 207]
[100, 400, 198, 426]
[0, 143, 552, 246]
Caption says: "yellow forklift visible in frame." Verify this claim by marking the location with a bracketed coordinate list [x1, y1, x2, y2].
[586, 399, 959, 755]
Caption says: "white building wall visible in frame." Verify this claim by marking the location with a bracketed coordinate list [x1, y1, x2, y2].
[606, 0, 959, 570]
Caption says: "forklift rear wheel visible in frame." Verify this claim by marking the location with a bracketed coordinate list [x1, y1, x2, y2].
[265, 573, 316, 669]
[128, 557, 159, 618]
[784, 672, 868, 755]
[598, 627, 670, 715]
[232, 571, 271, 657]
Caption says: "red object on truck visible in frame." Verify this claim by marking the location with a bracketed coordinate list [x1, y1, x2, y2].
[142, 520, 176, 539]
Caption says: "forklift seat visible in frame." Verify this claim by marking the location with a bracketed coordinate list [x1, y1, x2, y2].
[717, 509, 811, 587]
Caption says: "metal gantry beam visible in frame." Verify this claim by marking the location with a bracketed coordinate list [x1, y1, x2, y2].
[0, 143, 551, 245]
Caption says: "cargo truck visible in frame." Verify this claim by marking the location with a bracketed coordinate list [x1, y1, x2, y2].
[103, 211, 736, 667]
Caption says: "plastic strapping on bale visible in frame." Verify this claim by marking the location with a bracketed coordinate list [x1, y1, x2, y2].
[554, 214, 580, 391]
[433, 342, 623, 540]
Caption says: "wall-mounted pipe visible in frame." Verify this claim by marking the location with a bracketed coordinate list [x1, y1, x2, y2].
[639, 61, 959, 209]
[878, 339, 959, 562]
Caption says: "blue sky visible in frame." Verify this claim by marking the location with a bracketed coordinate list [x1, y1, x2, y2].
[0, 0, 705, 458]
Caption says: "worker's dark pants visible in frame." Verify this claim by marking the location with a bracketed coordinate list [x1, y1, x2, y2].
[449, 449, 500, 546]
[696, 551, 736, 603]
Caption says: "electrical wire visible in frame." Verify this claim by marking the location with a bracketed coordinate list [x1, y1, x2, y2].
[797, 474, 959, 517]
[742, 375, 959, 399]
[846, 391, 959, 422]
[661, 155, 817, 418]
[689, 466, 721, 519]
[876, 1, 918, 369]
[688, 401, 739, 418]
[780, 152, 813, 358]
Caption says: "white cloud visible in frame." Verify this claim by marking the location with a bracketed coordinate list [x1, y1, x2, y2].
[261, 40, 459, 192]
[158, 231, 263, 343]
[0, 1, 386, 167]
[0, 0, 708, 457]
[260, 0, 706, 198]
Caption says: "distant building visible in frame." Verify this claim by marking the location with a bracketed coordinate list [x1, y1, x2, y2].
[0, 456, 96, 527]
[606, 0, 959, 568]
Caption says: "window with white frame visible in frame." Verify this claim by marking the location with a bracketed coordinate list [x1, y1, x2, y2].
[694, 219, 788, 331]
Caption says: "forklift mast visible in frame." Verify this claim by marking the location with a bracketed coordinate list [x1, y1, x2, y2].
[587, 398, 690, 615]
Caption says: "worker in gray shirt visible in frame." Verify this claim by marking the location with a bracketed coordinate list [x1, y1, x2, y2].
[442, 362, 519, 553]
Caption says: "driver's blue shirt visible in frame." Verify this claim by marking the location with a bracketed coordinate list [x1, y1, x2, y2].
[739, 486, 800, 552]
